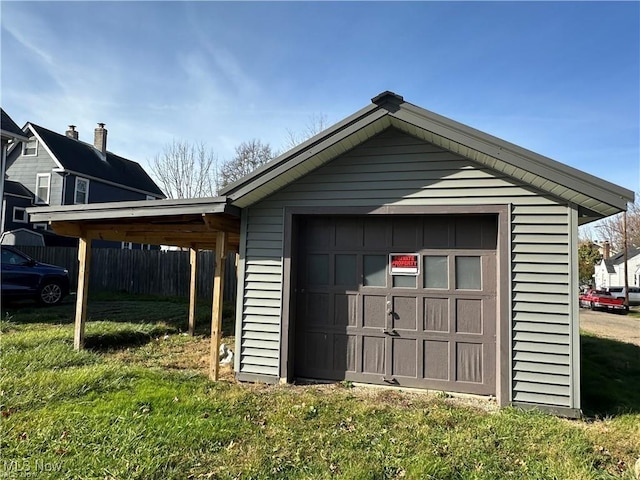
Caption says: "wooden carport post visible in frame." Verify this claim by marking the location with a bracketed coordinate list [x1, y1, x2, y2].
[188, 246, 198, 336]
[74, 235, 92, 350]
[209, 231, 227, 380]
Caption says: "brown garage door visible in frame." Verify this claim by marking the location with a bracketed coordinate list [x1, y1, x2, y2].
[294, 215, 497, 395]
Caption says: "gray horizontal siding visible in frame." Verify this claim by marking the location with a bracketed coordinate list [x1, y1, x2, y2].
[6, 147, 63, 206]
[238, 207, 283, 376]
[511, 203, 571, 408]
[238, 128, 574, 409]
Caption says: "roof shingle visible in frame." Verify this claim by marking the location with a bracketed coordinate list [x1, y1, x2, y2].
[29, 123, 164, 197]
[4, 179, 33, 198]
[1, 109, 27, 140]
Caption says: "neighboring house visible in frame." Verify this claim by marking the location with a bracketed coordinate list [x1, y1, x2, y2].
[1, 109, 29, 235]
[594, 246, 640, 289]
[590, 240, 611, 260]
[30, 91, 635, 417]
[3, 121, 165, 247]
[3, 179, 33, 232]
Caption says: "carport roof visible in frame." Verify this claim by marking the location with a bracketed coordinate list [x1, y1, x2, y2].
[28, 197, 241, 250]
[221, 91, 634, 223]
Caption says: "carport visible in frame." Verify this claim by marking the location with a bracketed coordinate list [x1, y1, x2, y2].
[28, 197, 241, 380]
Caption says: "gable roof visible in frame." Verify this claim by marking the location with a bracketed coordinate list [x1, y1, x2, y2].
[4, 179, 33, 199]
[604, 247, 640, 270]
[1, 109, 28, 142]
[23, 123, 164, 198]
[220, 91, 634, 222]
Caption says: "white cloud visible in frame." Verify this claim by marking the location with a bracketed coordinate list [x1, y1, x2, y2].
[1, 13, 53, 66]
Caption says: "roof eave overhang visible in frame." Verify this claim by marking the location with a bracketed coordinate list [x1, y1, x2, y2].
[27, 196, 240, 223]
[27, 197, 241, 250]
[388, 105, 633, 215]
[222, 94, 634, 219]
[51, 167, 166, 199]
[221, 103, 390, 207]
[1, 129, 29, 143]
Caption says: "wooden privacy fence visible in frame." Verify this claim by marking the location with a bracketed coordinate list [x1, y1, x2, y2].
[17, 246, 238, 301]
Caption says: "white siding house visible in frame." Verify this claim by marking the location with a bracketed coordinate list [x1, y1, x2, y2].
[594, 247, 640, 289]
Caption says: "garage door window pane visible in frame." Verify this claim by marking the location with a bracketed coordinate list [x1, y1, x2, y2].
[335, 254, 357, 286]
[364, 255, 386, 287]
[424, 256, 448, 289]
[393, 275, 416, 288]
[308, 254, 329, 285]
[456, 256, 481, 290]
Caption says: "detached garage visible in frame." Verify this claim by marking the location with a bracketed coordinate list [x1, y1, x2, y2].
[30, 91, 634, 417]
[221, 92, 634, 417]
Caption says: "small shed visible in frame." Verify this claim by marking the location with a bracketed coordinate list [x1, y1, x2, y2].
[220, 92, 633, 417]
[31, 92, 634, 417]
[0, 228, 45, 246]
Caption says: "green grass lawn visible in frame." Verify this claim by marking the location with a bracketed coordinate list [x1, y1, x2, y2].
[1, 295, 639, 479]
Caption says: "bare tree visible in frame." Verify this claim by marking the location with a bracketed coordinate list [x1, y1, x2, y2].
[149, 140, 218, 199]
[218, 139, 276, 189]
[578, 224, 596, 243]
[595, 196, 640, 251]
[284, 113, 329, 150]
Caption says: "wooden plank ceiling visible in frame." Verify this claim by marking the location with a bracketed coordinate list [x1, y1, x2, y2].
[50, 213, 241, 251]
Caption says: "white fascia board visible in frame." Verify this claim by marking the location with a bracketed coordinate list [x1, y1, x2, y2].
[25, 124, 65, 170]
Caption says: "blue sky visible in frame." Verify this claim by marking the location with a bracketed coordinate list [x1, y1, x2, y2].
[1, 1, 638, 192]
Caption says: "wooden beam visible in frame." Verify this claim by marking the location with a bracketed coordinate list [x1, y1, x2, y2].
[50, 221, 83, 237]
[74, 236, 92, 350]
[86, 231, 213, 247]
[188, 247, 197, 336]
[209, 231, 228, 381]
[50, 218, 241, 253]
[202, 214, 241, 234]
[89, 223, 213, 234]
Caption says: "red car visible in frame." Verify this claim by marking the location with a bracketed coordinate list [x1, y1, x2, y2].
[579, 289, 627, 313]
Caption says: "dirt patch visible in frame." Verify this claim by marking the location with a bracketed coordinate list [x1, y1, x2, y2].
[580, 309, 640, 346]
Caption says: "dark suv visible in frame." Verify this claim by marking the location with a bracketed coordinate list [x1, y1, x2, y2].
[1, 246, 70, 306]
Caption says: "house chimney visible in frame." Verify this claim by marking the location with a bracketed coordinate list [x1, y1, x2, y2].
[603, 241, 611, 259]
[65, 125, 78, 140]
[94, 123, 107, 154]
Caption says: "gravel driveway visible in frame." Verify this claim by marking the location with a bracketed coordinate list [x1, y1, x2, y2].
[580, 308, 640, 346]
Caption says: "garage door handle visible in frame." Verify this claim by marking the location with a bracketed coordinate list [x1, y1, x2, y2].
[382, 376, 397, 384]
[383, 328, 397, 336]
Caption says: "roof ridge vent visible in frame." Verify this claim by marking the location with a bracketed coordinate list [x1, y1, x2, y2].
[371, 91, 404, 112]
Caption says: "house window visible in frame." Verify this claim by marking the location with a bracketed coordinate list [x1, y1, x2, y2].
[35, 174, 51, 204]
[23, 138, 38, 156]
[121, 242, 133, 250]
[74, 177, 90, 204]
[12, 207, 27, 223]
